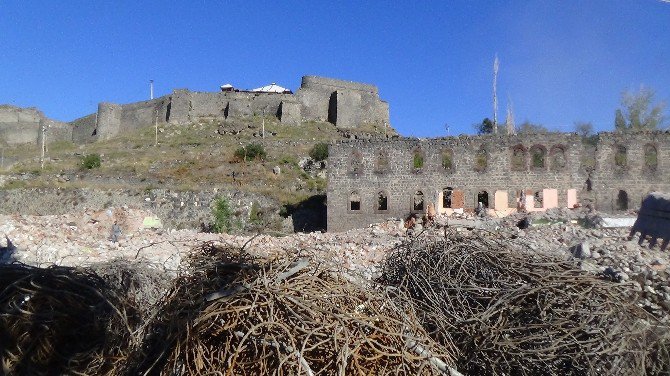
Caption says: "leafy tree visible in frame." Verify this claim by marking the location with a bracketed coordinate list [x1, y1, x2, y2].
[614, 109, 627, 131]
[517, 121, 549, 134]
[574, 121, 593, 138]
[615, 86, 666, 131]
[309, 142, 329, 161]
[475, 118, 494, 135]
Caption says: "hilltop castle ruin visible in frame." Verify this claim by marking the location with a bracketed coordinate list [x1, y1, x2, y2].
[0, 76, 390, 146]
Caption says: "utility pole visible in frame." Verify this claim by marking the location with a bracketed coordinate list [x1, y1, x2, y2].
[493, 54, 499, 134]
[154, 115, 158, 147]
[150, 80, 154, 100]
[40, 122, 46, 169]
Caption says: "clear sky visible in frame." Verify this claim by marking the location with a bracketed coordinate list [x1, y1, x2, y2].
[1, 1, 668, 137]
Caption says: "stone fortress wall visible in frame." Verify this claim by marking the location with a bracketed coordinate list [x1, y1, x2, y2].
[0, 105, 72, 146]
[327, 131, 670, 232]
[0, 76, 389, 145]
[69, 75, 390, 143]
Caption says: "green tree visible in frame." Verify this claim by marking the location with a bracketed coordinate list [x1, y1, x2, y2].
[517, 121, 549, 134]
[614, 109, 626, 131]
[475, 118, 494, 135]
[309, 142, 329, 161]
[574, 121, 593, 138]
[212, 196, 233, 233]
[615, 86, 666, 131]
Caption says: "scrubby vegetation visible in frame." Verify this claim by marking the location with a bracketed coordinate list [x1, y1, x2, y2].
[81, 154, 101, 169]
[309, 142, 329, 161]
[234, 143, 266, 162]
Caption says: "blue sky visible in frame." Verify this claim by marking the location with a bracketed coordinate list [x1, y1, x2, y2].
[1, 1, 668, 137]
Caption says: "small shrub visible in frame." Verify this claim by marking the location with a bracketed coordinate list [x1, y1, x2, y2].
[413, 154, 424, 169]
[81, 154, 101, 169]
[234, 143, 266, 162]
[212, 196, 233, 233]
[442, 152, 453, 170]
[474, 150, 487, 172]
[309, 143, 329, 162]
[249, 201, 262, 224]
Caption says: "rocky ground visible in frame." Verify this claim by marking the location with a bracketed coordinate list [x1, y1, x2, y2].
[1, 206, 669, 321]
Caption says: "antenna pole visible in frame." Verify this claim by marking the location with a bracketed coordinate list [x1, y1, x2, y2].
[493, 54, 499, 134]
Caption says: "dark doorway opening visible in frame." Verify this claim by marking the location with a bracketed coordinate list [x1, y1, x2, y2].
[616, 190, 628, 211]
[327, 91, 337, 124]
[477, 191, 489, 208]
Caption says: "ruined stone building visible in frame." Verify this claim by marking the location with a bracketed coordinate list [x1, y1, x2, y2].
[327, 131, 670, 232]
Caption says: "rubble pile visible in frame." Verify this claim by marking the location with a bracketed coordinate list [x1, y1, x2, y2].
[1, 205, 670, 374]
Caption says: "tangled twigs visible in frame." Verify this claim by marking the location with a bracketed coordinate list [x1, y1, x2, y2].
[0, 263, 138, 375]
[141, 243, 457, 375]
[379, 229, 668, 375]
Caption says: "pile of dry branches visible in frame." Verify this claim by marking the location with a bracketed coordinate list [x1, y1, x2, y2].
[380, 229, 668, 375]
[0, 263, 139, 375]
[136, 242, 457, 375]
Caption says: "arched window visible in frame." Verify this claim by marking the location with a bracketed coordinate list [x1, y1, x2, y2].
[349, 191, 361, 211]
[377, 191, 388, 211]
[477, 191, 489, 208]
[350, 150, 363, 175]
[443, 187, 453, 209]
[530, 145, 547, 169]
[550, 145, 567, 171]
[474, 146, 488, 172]
[412, 148, 425, 172]
[644, 144, 658, 170]
[441, 149, 454, 171]
[413, 191, 424, 211]
[374, 150, 389, 174]
[616, 190, 628, 211]
[614, 145, 627, 167]
[510, 144, 527, 171]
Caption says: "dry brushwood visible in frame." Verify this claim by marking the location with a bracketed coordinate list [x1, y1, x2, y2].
[89, 258, 173, 320]
[379, 230, 668, 375]
[0, 262, 139, 375]
[136, 242, 457, 375]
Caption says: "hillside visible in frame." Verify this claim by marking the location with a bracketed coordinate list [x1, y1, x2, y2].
[0, 117, 397, 232]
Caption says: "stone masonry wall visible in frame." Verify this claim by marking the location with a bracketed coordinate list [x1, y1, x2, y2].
[327, 132, 670, 232]
[3, 75, 389, 145]
[591, 131, 670, 212]
[296, 76, 389, 128]
[0, 105, 71, 145]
